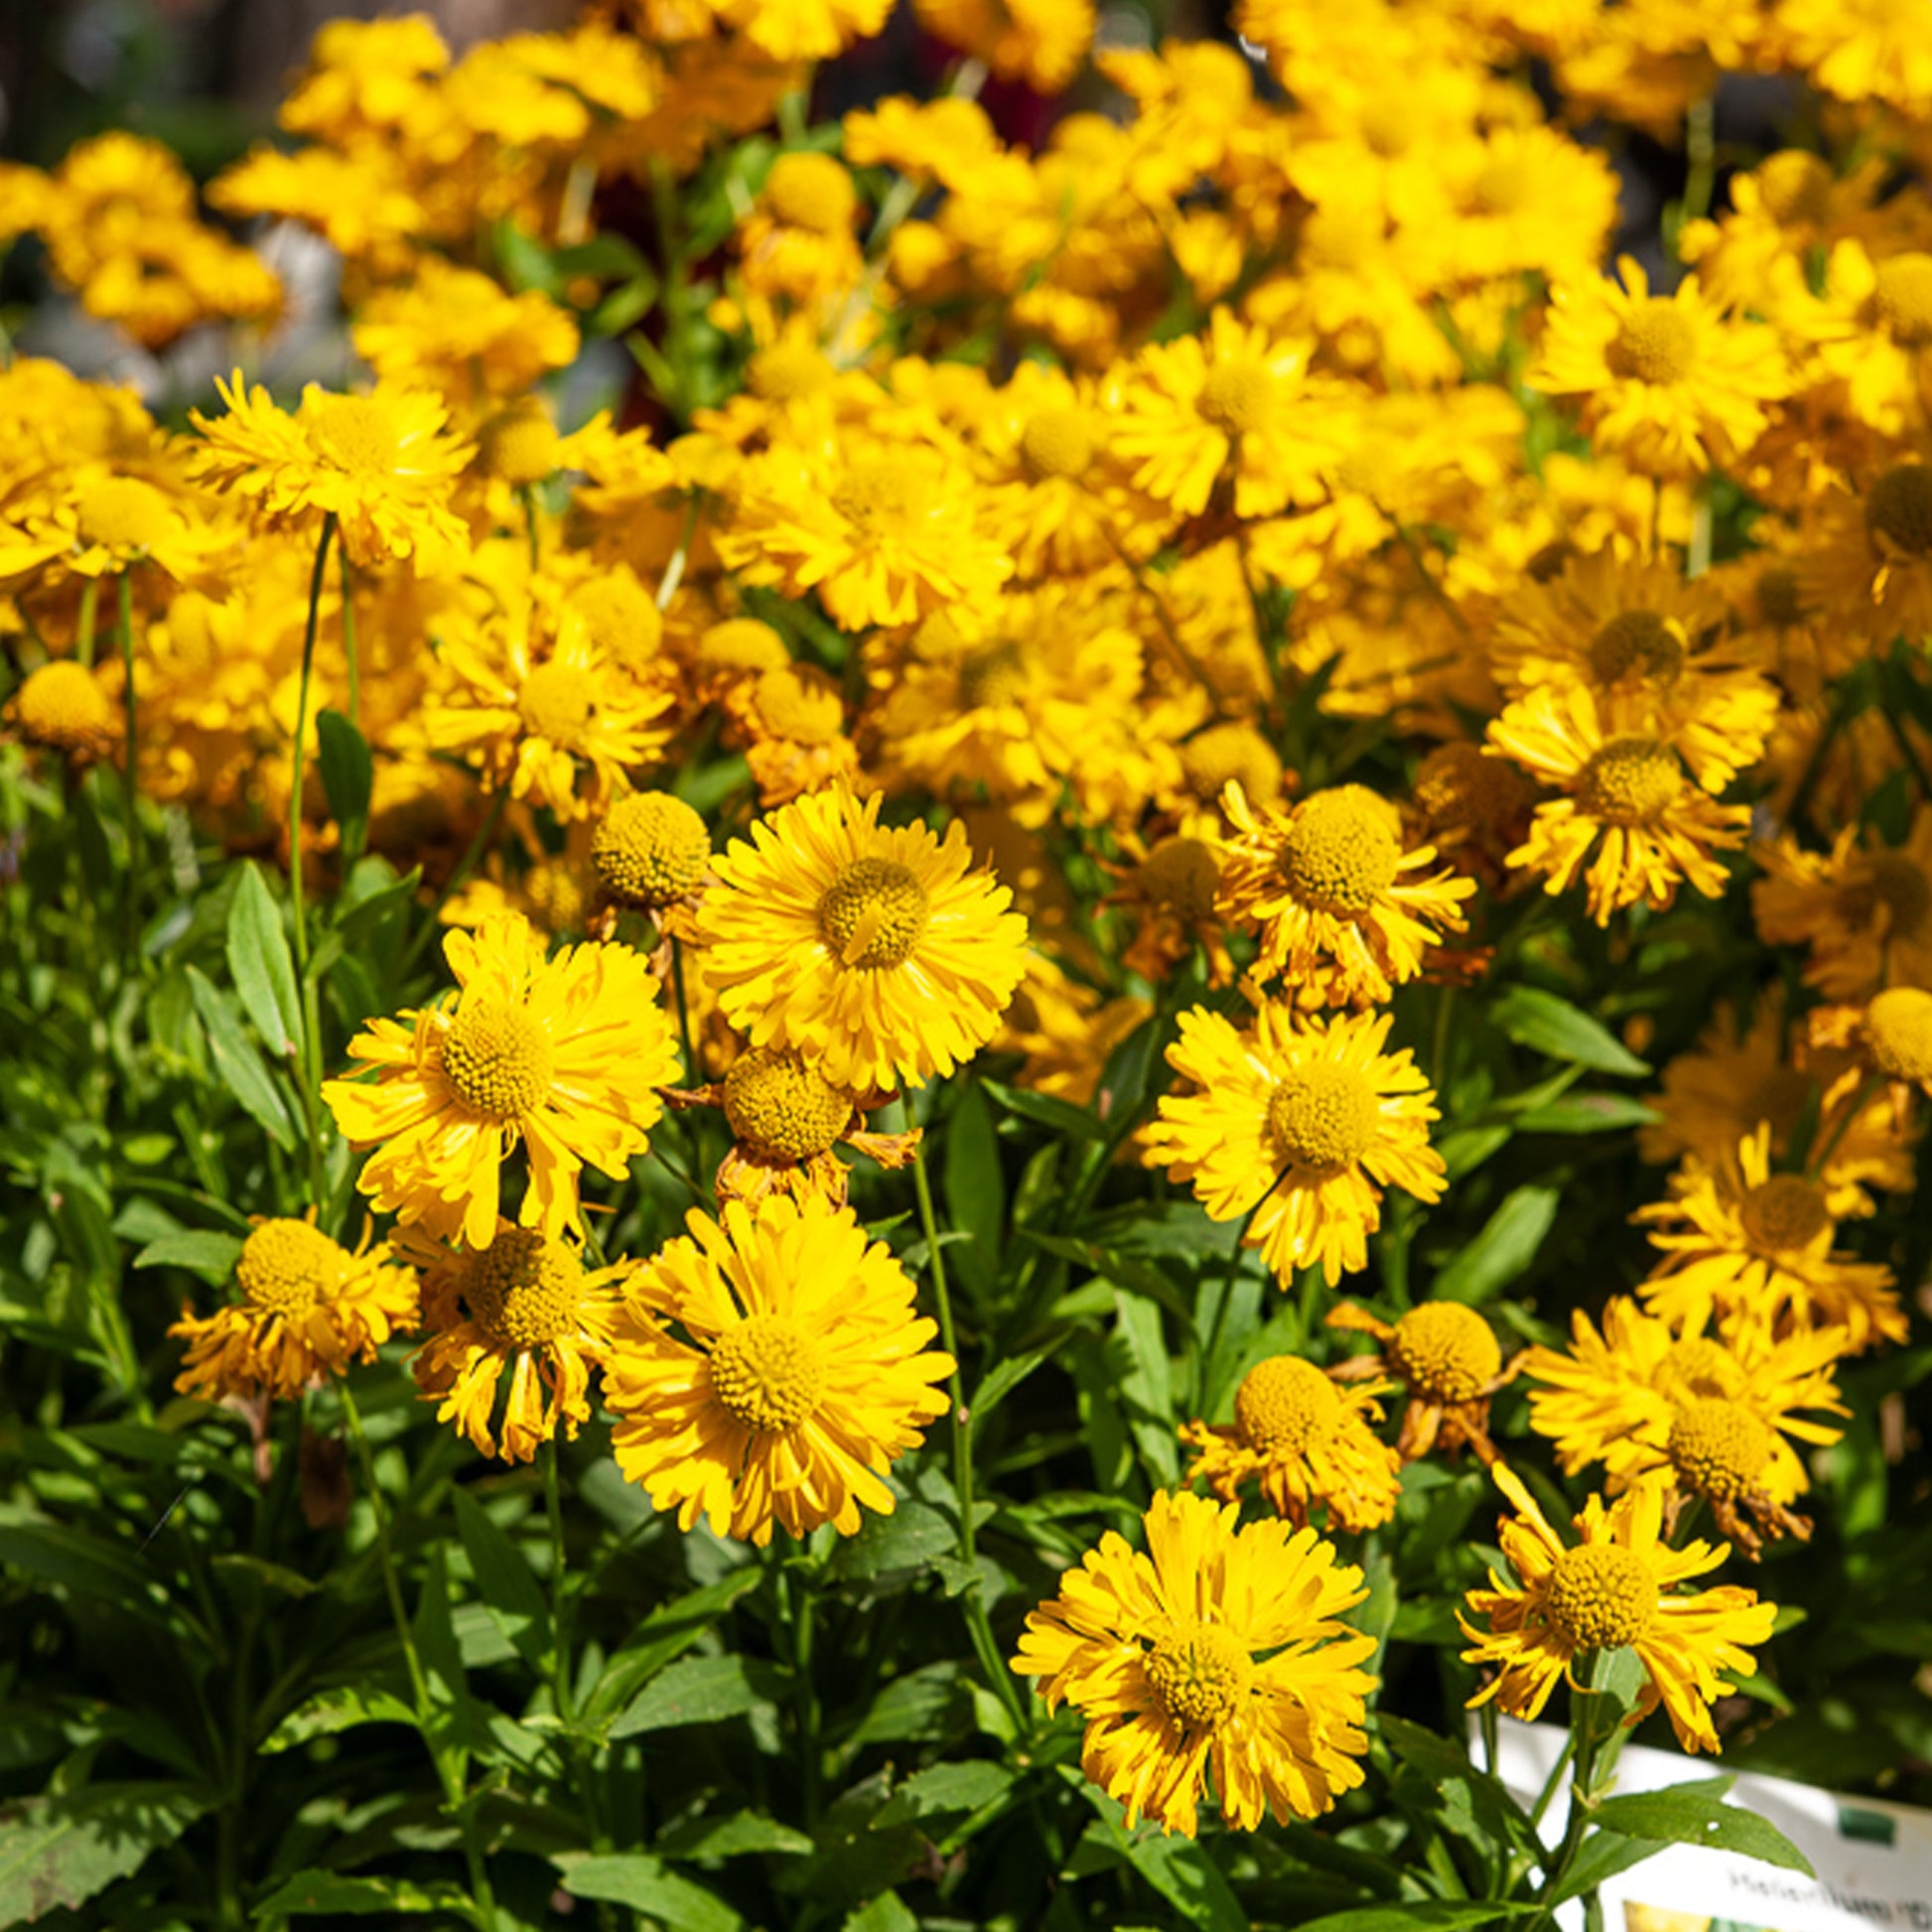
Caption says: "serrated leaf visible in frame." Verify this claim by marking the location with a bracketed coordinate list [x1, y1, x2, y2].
[1115, 1830, 1248, 1932]
[870, 1761, 1014, 1830]
[609, 1654, 780, 1738]
[225, 862, 303, 1059]
[255, 1870, 468, 1916]
[1587, 1784, 1815, 1875]
[133, 1229, 243, 1283]
[452, 1488, 550, 1671]
[186, 967, 296, 1150]
[0, 1782, 206, 1923]
[554, 1853, 743, 1931]
[316, 710, 373, 862]
[260, 1683, 420, 1754]
[1491, 986, 1650, 1076]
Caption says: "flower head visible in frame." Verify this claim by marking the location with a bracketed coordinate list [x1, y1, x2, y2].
[1328, 1299, 1513, 1462]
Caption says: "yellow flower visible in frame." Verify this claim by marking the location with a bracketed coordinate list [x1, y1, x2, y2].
[1214, 781, 1475, 1008]
[1327, 1300, 1512, 1463]
[911, 0, 1095, 92]
[1181, 1354, 1404, 1530]
[171, 1216, 418, 1405]
[1532, 256, 1788, 477]
[403, 1222, 625, 1463]
[1460, 1460, 1776, 1754]
[1635, 1127, 1905, 1353]
[1864, 984, 1932, 1095]
[1796, 460, 1932, 647]
[0, 469, 232, 595]
[8, 659, 116, 761]
[603, 1193, 953, 1546]
[1522, 1297, 1847, 1557]
[323, 913, 681, 1250]
[589, 789, 713, 915]
[694, 785, 1030, 1092]
[1486, 684, 1749, 924]
[1144, 1002, 1447, 1289]
[1012, 1488, 1378, 1836]
[189, 372, 472, 570]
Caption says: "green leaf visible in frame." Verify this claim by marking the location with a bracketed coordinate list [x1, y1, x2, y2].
[1115, 1831, 1247, 1932]
[0, 1506, 171, 1626]
[1490, 986, 1650, 1076]
[981, 1080, 1105, 1142]
[255, 1871, 469, 1916]
[1513, 1092, 1659, 1134]
[1112, 1288, 1179, 1483]
[657, 1812, 816, 1860]
[259, 1683, 419, 1754]
[225, 862, 303, 1059]
[186, 967, 296, 1150]
[316, 709, 373, 861]
[829, 1499, 956, 1584]
[554, 1854, 743, 1931]
[0, 1782, 206, 1923]
[1433, 1185, 1559, 1304]
[1543, 1828, 1669, 1905]
[1587, 1784, 1815, 1875]
[452, 1488, 551, 1672]
[971, 1338, 1065, 1428]
[1296, 1907, 1542, 1931]
[582, 1569, 763, 1726]
[944, 1080, 1005, 1290]
[132, 1229, 243, 1283]
[841, 1893, 920, 1932]
[870, 1761, 1015, 1830]
[608, 1654, 780, 1738]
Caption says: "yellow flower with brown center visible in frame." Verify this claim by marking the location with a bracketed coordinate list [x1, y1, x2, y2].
[323, 912, 681, 1250]
[170, 1216, 418, 1405]
[1012, 1488, 1377, 1837]
[1328, 1299, 1513, 1461]
[403, 1221, 626, 1463]
[1214, 780, 1474, 1006]
[1635, 1127, 1905, 1353]
[1145, 1001, 1447, 1289]
[602, 1193, 954, 1547]
[694, 785, 1029, 1093]
[1460, 1461, 1776, 1754]
[1181, 1353, 1403, 1530]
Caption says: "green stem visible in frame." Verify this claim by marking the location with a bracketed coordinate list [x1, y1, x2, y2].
[1681, 95, 1718, 231]
[76, 576, 99, 669]
[400, 786, 509, 980]
[519, 484, 541, 573]
[1809, 1071, 1884, 1178]
[340, 542, 360, 728]
[290, 514, 338, 984]
[1533, 1653, 1616, 1925]
[910, 1146, 1030, 1733]
[671, 935, 696, 1081]
[115, 572, 140, 962]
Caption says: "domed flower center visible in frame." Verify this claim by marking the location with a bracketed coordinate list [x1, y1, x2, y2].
[1196, 356, 1276, 436]
[1470, 155, 1533, 212]
[16, 660, 112, 751]
[1605, 299, 1698, 385]
[723, 1046, 851, 1161]
[1865, 463, 1932, 557]
[523, 859, 587, 935]
[1414, 742, 1535, 833]
[1739, 1173, 1831, 1257]
[463, 1227, 583, 1348]
[1388, 1303, 1501, 1404]
[1545, 1543, 1655, 1651]
[1179, 723, 1282, 804]
[236, 1218, 343, 1317]
[75, 476, 174, 554]
[1142, 1618, 1253, 1731]
[699, 618, 788, 676]
[1657, 1336, 1746, 1404]
[308, 394, 401, 476]
[957, 642, 1027, 711]
[1280, 785, 1402, 914]
[478, 397, 559, 485]
[570, 575, 663, 675]
[1575, 737, 1682, 826]
[1869, 253, 1932, 348]
[1137, 837, 1221, 921]
[1743, 1065, 1812, 1137]
[1754, 567, 1804, 628]
[748, 340, 834, 401]
[817, 857, 930, 968]
[441, 998, 554, 1118]
[1668, 1397, 1775, 1502]
[1020, 407, 1095, 481]
[832, 462, 899, 528]
[1755, 150, 1832, 226]
[762, 151, 859, 234]
[1866, 984, 1932, 1082]
[752, 665, 844, 745]
[1588, 609, 1685, 686]
[591, 790, 711, 908]
[708, 1312, 826, 1431]
[1269, 1063, 1380, 1173]
[1843, 854, 1932, 939]
[1234, 1353, 1341, 1453]
[518, 660, 596, 751]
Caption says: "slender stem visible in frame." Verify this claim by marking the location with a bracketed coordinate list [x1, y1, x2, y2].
[339, 542, 360, 728]
[290, 514, 339, 982]
[1526, 1727, 1576, 1832]
[670, 936, 697, 1081]
[1809, 1071, 1884, 1178]
[910, 1146, 1030, 1732]
[1681, 95, 1718, 229]
[519, 484, 541, 573]
[115, 572, 141, 961]
[1533, 1652, 1614, 1924]
[400, 787, 508, 979]
[76, 576, 99, 669]
[544, 1442, 574, 1725]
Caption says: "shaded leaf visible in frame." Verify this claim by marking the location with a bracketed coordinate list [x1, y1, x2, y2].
[1490, 987, 1650, 1076]
[0, 1782, 205, 1924]
[254, 1871, 467, 1916]
[554, 1853, 743, 1931]
[870, 1761, 1014, 1830]
[452, 1488, 550, 1671]
[609, 1654, 780, 1738]
[225, 863, 302, 1059]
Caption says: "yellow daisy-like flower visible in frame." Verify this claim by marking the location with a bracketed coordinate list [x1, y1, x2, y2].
[1635, 1127, 1905, 1353]
[323, 913, 681, 1251]
[403, 1222, 626, 1464]
[171, 1216, 418, 1405]
[0, 469, 231, 595]
[188, 371, 472, 570]
[1144, 1002, 1447, 1289]
[1181, 1353, 1404, 1531]
[1011, 1488, 1378, 1837]
[1797, 460, 1932, 647]
[1522, 1297, 1847, 1558]
[1214, 781, 1475, 1007]
[694, 785, 1030, 1093]
[1327, 1300, 1513, 1463]
[1486, 684, 1750, 925]
[1864, 984, 1932, 1095]
[7, 658, 116, 762]
[1459, 1461, 1776, 1754]
[603, 1193, 954, 1547]
[1110, 307, 1345, 519]
[1531, 256, 1788, 477]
